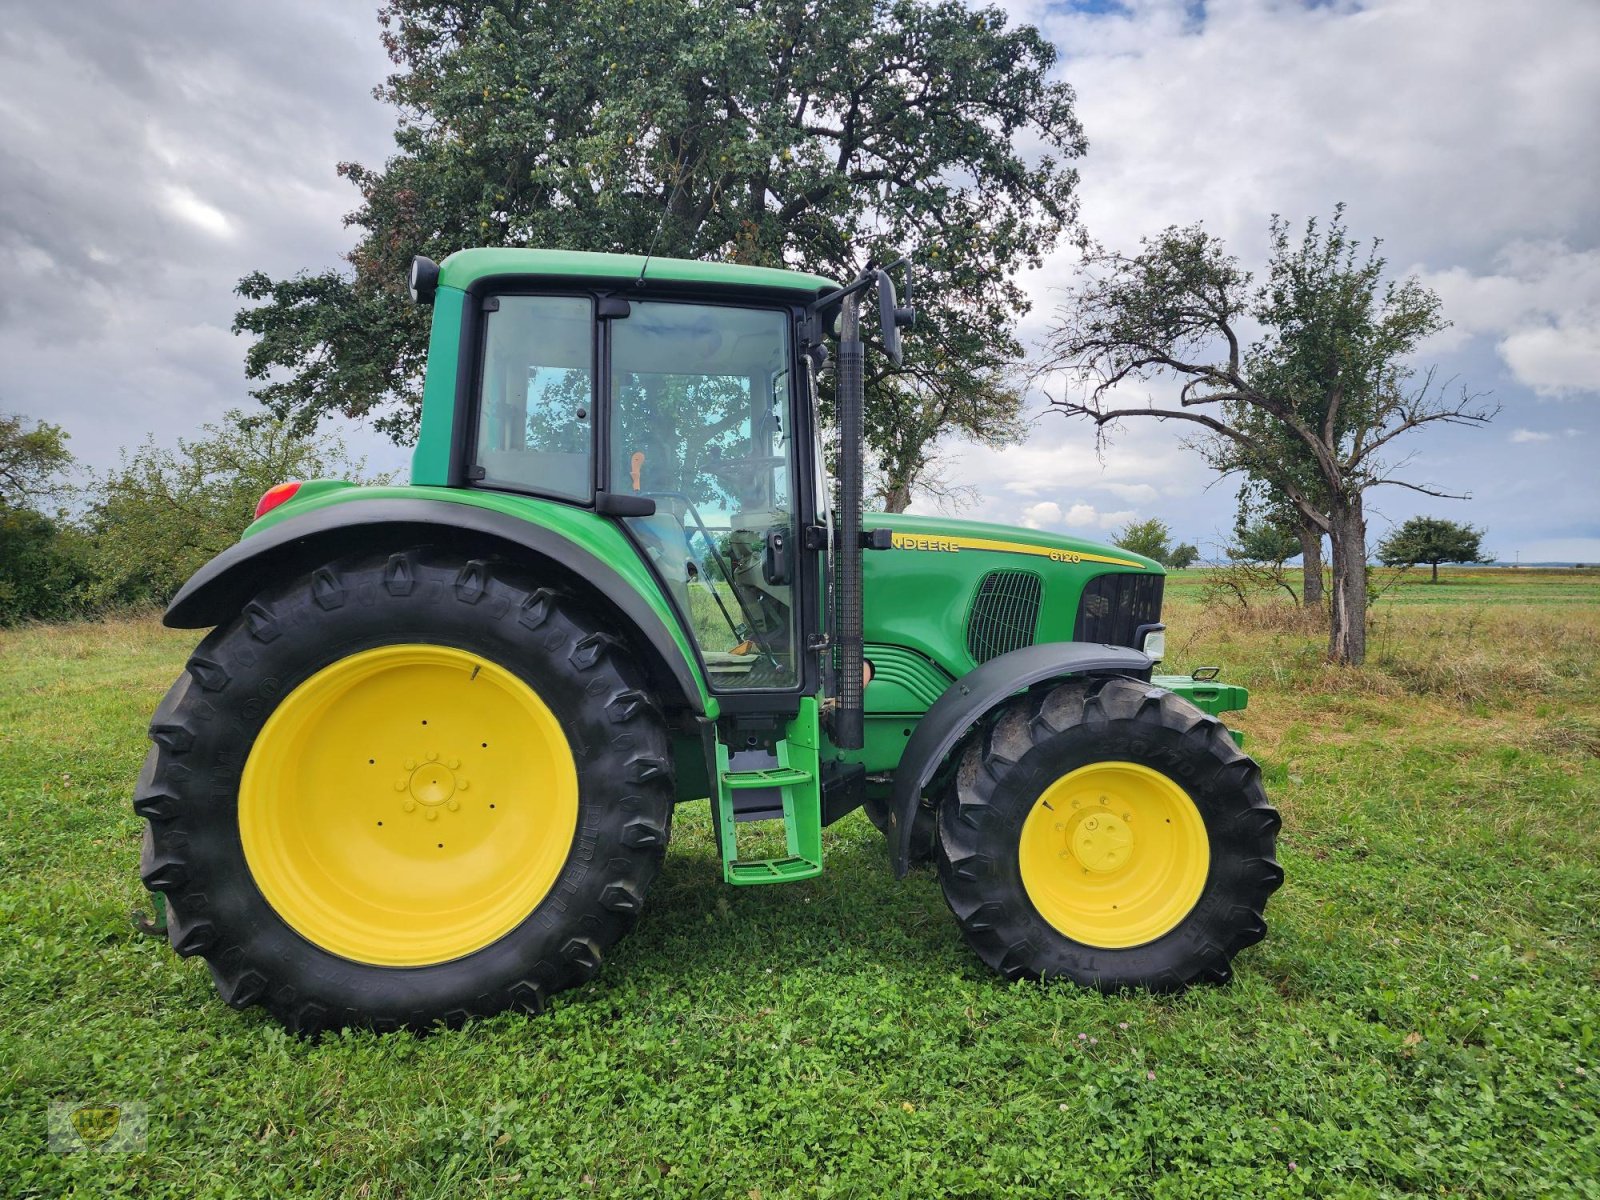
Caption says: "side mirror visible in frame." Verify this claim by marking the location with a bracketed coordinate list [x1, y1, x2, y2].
[874, 268, 916, 367]
[408, 256, 440, 306]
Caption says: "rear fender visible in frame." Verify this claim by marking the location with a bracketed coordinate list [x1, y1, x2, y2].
[887, 642, 1152, 877]
[164, 496, 710, 716]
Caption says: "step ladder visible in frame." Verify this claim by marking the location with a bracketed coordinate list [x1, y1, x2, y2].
[714, 698, 823, 885]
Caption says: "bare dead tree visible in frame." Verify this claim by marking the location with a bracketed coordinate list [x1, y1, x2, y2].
[1041, 207, 1495, 665]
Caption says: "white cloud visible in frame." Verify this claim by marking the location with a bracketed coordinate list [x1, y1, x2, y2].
[163, 185, 236, 239]
[1510, 428, 1553, 443]
[1019, 501, 1063, 529]
[1419, 241, 1600, 398]
[1013, 0, 1600, 269]
[1017, 499, 1137, 532]
[1011, 499, 1139, 534]
[1500, 324, 1600, 397]
[0, 3, 397, 472]
[1102, 482, 1159, 503]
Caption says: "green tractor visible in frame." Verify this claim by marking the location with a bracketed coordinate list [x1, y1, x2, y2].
[136, 248, 1281, 1033]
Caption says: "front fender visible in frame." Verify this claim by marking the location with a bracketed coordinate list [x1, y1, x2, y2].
[164, 494, 711, 715]
[887, 642, 1152, 877]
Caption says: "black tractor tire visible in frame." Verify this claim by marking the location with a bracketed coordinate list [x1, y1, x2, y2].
[935, 677, 1282, 991]
[135, 546, 675, 1034]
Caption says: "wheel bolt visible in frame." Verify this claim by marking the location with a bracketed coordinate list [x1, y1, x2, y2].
[425, 809, 439, 822]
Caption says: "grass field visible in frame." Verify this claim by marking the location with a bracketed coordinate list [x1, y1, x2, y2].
[3, 567, 1597, 1197]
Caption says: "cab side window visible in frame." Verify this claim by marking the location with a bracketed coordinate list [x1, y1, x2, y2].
[475, 296, 593, 500]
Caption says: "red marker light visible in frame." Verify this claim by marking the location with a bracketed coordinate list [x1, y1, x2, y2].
[254, 480, 302, 519]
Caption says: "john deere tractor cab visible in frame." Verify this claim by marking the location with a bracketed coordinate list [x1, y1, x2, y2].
[136, 248, 1281, 1034]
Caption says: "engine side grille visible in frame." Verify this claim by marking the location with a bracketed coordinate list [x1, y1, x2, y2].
[966, 571, 1044, 664]
[1074, 572, 1165, 648]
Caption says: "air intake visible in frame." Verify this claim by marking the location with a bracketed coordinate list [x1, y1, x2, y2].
[1074, 572, 1164, 648]
[966, 571, 1044, 664]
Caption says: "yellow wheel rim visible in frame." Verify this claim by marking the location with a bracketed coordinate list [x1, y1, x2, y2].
[239, 644, 578, 967]
[1018, 761, 1209, 948]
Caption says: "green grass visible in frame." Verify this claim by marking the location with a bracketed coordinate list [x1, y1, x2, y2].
[3, 571, 1598, 1198]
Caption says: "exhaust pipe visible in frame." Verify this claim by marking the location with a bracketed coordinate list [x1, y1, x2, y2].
[833, 291, 865, 750]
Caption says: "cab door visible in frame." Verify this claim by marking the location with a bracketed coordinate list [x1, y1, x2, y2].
[606, 298, 815, 696]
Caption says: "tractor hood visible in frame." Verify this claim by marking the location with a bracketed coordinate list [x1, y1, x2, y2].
[863, 512, 1162, 573]
[858, 512, 1164, 682]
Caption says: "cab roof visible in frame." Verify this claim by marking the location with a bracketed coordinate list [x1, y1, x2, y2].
[437, 247, 840, 299]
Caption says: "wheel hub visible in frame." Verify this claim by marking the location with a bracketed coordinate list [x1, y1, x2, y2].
[400, 754, 467, 817]
[1071, 810, 1132, 873]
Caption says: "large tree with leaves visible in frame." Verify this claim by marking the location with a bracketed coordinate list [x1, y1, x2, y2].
[0, 412, 72, 507]
[81, 412, 385, 609]
[0, 412, 84, 624]
[1044, 207, 1494, 665]
[235, 0, 1083, 510]
[1377, 516, 1489, 582]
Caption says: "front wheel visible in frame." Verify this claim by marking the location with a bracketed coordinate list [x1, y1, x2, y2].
[935, 677, 1282, 991]
[135, 548, 675, 1034]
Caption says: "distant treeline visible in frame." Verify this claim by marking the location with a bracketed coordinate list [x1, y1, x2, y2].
[0, 410, 383, 625]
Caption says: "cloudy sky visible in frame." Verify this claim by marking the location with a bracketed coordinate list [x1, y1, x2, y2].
[3, 0, 1597, 561]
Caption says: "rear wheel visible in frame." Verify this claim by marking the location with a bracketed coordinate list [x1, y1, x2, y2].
[135, 548, 674, 1033]
[935, 677, 1282, 991]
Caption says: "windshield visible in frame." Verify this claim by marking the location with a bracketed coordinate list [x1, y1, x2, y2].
[609, 301, 799, 690]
